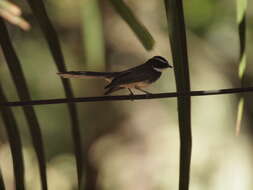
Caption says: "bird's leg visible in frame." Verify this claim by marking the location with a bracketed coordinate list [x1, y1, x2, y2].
[128, 88, 134, 96]
[135, 87, 152, 95]
[128, 88, 135, 101]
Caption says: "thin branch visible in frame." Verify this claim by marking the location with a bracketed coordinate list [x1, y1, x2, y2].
[1, 86, 253, 107]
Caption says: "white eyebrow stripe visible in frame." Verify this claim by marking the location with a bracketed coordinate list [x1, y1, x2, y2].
[153, 57, 167, 63]
[153, 67, 165, 72]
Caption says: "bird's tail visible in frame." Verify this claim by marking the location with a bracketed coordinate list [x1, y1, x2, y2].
[57, 71, 119, 79]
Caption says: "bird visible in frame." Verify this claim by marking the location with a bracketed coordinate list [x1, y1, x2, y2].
[58, 56, 173, 95]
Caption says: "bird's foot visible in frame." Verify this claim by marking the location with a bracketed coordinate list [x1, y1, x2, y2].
[128, 88, 135, 101]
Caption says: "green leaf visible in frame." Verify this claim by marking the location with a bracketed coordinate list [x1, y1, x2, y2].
[26, 0, 83, 187]
[109, 0, 155, 50]
[236, 98, 244, 136]
[238, 53, 246, 79]
[0, 84, 25, 190]
[0, 18, 47, 190]
[164, 0, 192, 190]
[235, 0, 247, 135]
[81, 0, 105, 69]
[236, 0, 247, 23]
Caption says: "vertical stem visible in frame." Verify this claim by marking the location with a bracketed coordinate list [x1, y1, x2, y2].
[164, 0, 192, 189]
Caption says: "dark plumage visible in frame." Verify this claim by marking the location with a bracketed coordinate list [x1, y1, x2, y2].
[58, 56, 172, 95]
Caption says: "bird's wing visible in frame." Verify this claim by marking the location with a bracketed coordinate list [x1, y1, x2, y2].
[105, 68, 161, 89]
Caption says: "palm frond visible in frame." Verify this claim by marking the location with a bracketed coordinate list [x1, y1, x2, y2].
[26, 0, 83, 187]
[236, 0, 247, 135]
[164, 0, 192, 189]
[109, 0, 155, 50]
[0, 84, 25, 190]
[0, 18, 47, 190]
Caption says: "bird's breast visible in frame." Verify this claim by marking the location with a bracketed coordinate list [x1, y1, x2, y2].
[119, 81, 150, 88]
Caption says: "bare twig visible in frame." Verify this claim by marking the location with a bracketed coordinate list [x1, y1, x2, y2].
[1, 86, 253, 107]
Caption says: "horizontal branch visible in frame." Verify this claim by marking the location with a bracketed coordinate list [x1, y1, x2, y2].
[1, 86, 253, 107]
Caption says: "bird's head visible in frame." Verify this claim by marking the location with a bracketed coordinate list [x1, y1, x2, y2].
[149, 56, 173, 72]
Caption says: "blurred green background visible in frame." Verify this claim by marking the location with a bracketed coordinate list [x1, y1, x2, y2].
[0, 0, 253, 189]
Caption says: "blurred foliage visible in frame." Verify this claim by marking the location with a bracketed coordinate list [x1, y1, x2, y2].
[0, 0, 30, 30]
[81, 0, 105, 69]
[109, 0, 155, 50]
[0, 0, 253, 189]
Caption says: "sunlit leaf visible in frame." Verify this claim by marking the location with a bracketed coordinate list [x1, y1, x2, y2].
[0, 0, 21, 15]
[238, 53, 246, 79]
[236, 98, 244, 136]
[236, 0, 247, 23]
[0, 0, 30, 30]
